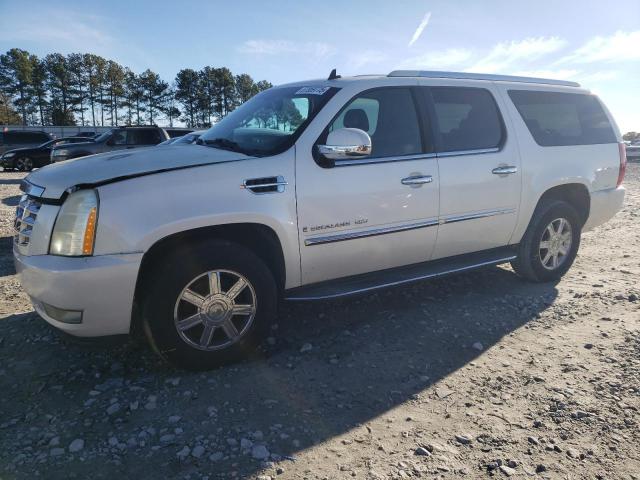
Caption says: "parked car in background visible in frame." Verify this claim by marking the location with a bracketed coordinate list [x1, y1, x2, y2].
[0, 130, 52, 156]
[15, 70, 626, 370]
[626, 143, 640, 160]
[73, 131, 98, 138]
[1, 137, 95, 171]
[158, 130, 206, 146]
[50, 126, 170, 162]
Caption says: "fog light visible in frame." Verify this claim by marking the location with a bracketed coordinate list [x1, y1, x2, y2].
[38, 302, 83, 324]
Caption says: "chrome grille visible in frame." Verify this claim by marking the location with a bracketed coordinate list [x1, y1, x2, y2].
[14, 195, 41, 246]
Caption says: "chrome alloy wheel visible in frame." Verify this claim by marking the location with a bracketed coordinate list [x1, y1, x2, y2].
[16, 157, 32, 171]
[539, 217, 573, 270]
[173, 269, 257, 351]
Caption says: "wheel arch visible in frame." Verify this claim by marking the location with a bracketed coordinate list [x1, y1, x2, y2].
[131, 223, 286, 337]
[534, 182, 591, 226]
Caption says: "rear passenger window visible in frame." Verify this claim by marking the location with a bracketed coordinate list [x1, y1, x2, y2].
[508, 90, 616, 146]
[430, 87, 504, 153]
[23, 132, 48, 143]
[129, 129, 161, 145]
[329, 88, 422, 158]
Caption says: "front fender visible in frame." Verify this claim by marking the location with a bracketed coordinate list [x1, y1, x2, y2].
[93, 152, 301, 287]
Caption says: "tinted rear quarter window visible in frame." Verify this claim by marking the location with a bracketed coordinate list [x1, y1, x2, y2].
[429, 87, 504, 153]
[508, 90, 616, 146]
[130, 129, 162, 145]
[24, 132, 49, 143]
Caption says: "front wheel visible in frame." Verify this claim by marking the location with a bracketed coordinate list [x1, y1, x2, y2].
[140, 240, 277, 370]
[16, 157, 34, 171]
[511, 200, 582, 282]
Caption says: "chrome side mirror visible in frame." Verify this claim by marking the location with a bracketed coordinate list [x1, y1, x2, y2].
[318, 128, 372, 160]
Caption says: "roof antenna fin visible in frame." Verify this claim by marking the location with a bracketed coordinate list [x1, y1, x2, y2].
[328, 68, 341, 80]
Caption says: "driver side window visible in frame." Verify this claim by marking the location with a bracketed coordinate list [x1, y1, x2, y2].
[329, 88, 422, 158]
[111, 131, 127, 145]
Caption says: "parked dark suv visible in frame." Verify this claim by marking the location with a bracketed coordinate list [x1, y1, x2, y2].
[1, 137, 94, 171]
[0, 130, 52, 156]
[50, 126, 171, 162]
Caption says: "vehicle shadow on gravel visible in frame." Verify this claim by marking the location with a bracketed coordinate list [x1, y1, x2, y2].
[0, 266, 559, 478]
[0, 178, 23, 185]
[1, 194, 20, 207]
[0, 236, 16, 277]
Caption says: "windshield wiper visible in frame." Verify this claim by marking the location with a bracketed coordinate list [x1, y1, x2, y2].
[201, 137, 265, 157]
[203, 137, 246, 153]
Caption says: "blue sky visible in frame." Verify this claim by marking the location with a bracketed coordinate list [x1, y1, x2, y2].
[1, 0, 638, 131]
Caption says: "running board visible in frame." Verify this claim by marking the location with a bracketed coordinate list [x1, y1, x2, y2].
[285, 247, 517, 301]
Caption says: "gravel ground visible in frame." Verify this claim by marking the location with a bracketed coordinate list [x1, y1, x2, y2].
[0, 166, 638, 479]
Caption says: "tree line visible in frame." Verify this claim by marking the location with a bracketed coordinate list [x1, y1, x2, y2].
[0, 48, 272, 128]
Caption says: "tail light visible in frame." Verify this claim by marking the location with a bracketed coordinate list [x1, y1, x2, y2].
[617, 142, 627, 187]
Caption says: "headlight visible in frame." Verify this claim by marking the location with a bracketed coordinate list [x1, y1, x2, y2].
[52, 149, 69, 157]
[3, 152, 15, 158]
[50, 190, 99, 256]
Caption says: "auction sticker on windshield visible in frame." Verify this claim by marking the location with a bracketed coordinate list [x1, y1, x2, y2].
[295, 86, 331, 95]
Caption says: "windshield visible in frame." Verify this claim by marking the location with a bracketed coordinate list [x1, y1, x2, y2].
[94, 130, 113, 142]
[199, 86, 338, 157]
[174, 132, 201, 144]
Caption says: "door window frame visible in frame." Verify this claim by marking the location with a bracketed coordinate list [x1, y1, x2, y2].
[313, 86, 435, 168]
[418, 86, 507, 157]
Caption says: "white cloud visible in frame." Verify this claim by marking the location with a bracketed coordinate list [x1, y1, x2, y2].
[512, 69, 580, 80]
[399, 48, 473, 70]
[556, 30, 640, 64]
[0, 10, 113, 49]
[349, 50, 389, 70]
[467, 36, 567, 73]
[575, 71, 619, 83]
[408, 12, 431, 47]
[238, 40, 335, 58]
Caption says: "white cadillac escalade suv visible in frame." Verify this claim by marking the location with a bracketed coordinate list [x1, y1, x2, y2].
[14, 70, 626, 370]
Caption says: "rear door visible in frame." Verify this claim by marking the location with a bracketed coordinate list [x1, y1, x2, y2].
[418, 82, 522, 259]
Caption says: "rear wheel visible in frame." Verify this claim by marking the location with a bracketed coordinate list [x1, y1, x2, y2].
[140, 239, 277, 370]
[511, 200, 582, 282]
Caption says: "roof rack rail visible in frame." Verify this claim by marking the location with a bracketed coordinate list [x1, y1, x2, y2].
[387, 70, 580, 87]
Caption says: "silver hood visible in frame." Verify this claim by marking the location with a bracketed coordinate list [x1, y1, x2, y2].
[24, 145, 250, 200]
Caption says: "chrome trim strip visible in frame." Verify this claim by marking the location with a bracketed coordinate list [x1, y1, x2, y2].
[304, 219, 439, 246]
[387, 70, 580, 87]
[437, 147, 500, 158]
[241, 175, 287, 194]
[285, 255, 517, 300]
[441, 208, 516, 224]
[318, 143, 372, 159]
[20, 180, 45, 197]
[335, 153, 437, 167]
[305, 208, 515, 246]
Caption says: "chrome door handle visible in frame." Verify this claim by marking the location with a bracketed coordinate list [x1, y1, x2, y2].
[492, 166, 518, 175]
[401, 175, 433, 186]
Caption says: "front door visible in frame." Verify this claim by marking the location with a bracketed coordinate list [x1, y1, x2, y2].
[295, 86, 440, 285]
[418, 84, 522, 260]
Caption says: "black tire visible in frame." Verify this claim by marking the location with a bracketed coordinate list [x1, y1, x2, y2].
[140, 239, 278, 370]
[511, 200, 582, 282]
[15, 157, 26, 171]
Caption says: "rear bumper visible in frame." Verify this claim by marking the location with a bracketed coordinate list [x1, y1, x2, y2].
[583, 186, 625, 231]
[14, 249, 142, 337]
